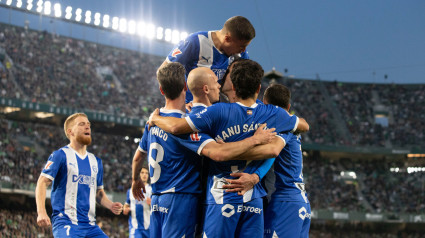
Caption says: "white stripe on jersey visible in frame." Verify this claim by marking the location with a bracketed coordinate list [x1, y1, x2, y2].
[197, 32, 214, 68]
[129, 192, 139, 230]
[62, 147, 79, 225]
[87, 153, 97, 225]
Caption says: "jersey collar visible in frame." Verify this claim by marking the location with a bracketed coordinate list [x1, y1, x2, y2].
[192, 103, 208, 108]
[236, 102, 258, 108]
[67, 144, 88, 160]
[160, 108, 186, 116]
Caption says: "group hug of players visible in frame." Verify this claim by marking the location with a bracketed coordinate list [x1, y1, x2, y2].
[35, 16, 311, 238]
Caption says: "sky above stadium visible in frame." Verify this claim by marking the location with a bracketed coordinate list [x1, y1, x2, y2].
[1, 0, 424, 84]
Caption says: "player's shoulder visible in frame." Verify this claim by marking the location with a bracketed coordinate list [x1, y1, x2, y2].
[186, 31, 208, 42]
[50, 146, 68, 160]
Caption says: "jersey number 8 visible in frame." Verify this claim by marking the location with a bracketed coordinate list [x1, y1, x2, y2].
[149, 143, 164, 184]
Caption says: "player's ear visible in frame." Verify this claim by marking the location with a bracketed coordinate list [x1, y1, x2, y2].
[184, 82, 188, 92]
[203, 84, 209, 94]
[287, 103, 291, 111]
[224, 34, 232, 43]
[256, 84, 261, 94]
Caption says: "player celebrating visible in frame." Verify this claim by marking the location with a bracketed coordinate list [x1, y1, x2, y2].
[123, 167, 152, 238]
[35, 113, 123, 237]
[160, 15, 255, 103]
[131, 62, 276, 238]
[262, 84, 311, 238]
[148, 59, 309, 237]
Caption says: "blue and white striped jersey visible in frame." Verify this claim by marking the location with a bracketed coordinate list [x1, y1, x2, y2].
[272, 133, 309, 203]
[125, 185, 152, 232]
[185, 102, 299, 204]
[139, 108, 214, 195]
[41, 145, 104, 226]
[166, 31, 249, 103]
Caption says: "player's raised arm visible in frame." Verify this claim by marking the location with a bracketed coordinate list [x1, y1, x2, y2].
[35, 175, 52, 228]
[200, 124, 277, 162]
[149, 108, 194, 135]
[132, 148, 147, 201]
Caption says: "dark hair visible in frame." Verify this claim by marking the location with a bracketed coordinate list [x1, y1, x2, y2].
[224, 16, 255, 41]
[264, 84, 291, 109]
[157, 62, 186, 100]
[230, 59, 264, 99]
[221, 58, 246, 87]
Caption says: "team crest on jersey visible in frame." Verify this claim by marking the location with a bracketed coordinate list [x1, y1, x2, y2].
[171, 48, 182, 57]
[247, 110, 253, 115]
[92, 166, 98, 173]
[44, 161, 54, 170]
[190, 132, 201, 141]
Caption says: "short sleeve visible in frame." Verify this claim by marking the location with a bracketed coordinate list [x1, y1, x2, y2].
[138, 124, 149, 153]
[97, 158, 104, 189]
[40, 150, 66, 181]
[186, 104, 222, 134]
[166, 34, 197, 66]
[175, 132, 215, 155]
[275, 107, 299, 133]
[125, 189, 131, 205]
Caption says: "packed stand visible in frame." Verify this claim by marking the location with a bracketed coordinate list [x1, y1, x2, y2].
[374, 84, 425, 148]
[280, 78, 341, 145]
[0, 23, 164, 119]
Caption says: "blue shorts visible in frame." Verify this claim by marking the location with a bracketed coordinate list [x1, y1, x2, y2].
[130, 228, 149, 238]
[264, 200, 311, 238]
[202, 198, 264, 238]
[150, 193, 199, 238]
[53, 223, 107, 238]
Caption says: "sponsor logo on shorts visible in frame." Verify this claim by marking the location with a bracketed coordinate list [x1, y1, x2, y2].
[299, 207, 311, 220]
[221, 204, 235, 218]
[152, 204, 169, 214]
[221, 204, 262, 218]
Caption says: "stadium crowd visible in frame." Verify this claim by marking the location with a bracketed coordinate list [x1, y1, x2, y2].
[1, 23, 424, 148]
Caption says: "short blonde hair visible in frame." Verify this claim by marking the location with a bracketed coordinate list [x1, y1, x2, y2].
[64, 113, 88, 139]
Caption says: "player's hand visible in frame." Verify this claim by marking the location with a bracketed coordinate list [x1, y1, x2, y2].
[37, 212, 51, 228]
[185, 102, 193, 112]
[223, 173, 260, 195]
[253, 123, 276, 145]
[132, 178, 146, 201]
[110, 202, 123, 215]
[146, 197, 152, 206]
[148, 108, 160, 130]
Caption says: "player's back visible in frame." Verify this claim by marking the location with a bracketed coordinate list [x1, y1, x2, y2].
[272, 133, 309, 203]
[187, 102, 299, 204]
[141, 109, 201, 195]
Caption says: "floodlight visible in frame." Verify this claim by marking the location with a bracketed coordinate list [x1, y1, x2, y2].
[85, 10, 91, 24]
[172, 29, 180, 44]
[137, 21, 145, 36]
[180, 32, 188, 41]
[112, 17, 119, 30]
[102, 14, 110, 28]
[26, 0, 33, 10]
[43, 1, 51, 15]
[6, 0, 12, 6]
[146, 23, 155, 39]
[65, 6, 72, 19]
[75, 8, 82, 22]
[164, 28, 172, 42]
[156, 27, 163, 40]
[94, 12, 100, 26]
[53, 3, 61, 17]
[119, 18, 127, 32]
[36, 0, 42, 12]
[16, 0, 22, 8]
[128, 20, 136, 35]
